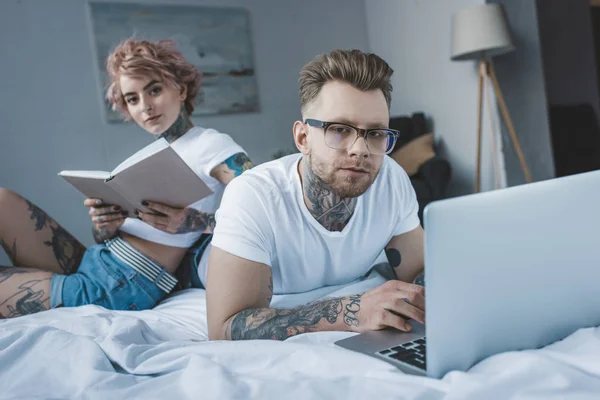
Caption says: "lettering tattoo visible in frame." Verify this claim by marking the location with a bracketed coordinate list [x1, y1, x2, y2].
[302, 160, 357, 232]
[0, 276, 51, 318]
[385, 248, 402, 268]
[26, 200, 85, 274]
[343, 294, 362, 327]
[228, 297, 345, 341]
[175, 209, 216, 234]
[1, 238, 17, 265]
[159, 104, 193, 144]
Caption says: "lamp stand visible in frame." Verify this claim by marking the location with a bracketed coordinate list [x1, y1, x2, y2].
[475, 58, 532, 192]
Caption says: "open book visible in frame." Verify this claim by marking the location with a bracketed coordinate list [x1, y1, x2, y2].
[59, 138, 212, 217]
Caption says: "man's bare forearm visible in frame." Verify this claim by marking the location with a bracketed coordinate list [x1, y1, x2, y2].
[225, 294, 363, 340]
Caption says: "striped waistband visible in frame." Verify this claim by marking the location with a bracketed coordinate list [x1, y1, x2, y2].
[105, 237, 178, 294]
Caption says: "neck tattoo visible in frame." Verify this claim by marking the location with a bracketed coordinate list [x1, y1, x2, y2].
[159, 105, 193, 143]
[301, 158, 357, 232]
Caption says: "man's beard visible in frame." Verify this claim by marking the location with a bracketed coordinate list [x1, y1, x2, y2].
[308, 154, 377, 198]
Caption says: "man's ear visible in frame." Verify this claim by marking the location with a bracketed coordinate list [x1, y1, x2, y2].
[293, 120, 310, 155]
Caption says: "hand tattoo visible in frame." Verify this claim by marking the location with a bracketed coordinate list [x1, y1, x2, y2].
[175, 209, 216, 234]
[228, 297, 345, 341]
[343, 294, 362, 327]
[302, 158, 357, 232]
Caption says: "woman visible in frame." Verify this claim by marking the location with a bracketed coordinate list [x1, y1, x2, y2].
[0, 39, 252, 318]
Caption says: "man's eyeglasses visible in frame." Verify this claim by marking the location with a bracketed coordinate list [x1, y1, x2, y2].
[304, 119, 399, 155]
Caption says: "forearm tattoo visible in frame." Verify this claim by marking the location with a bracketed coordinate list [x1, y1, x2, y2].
[227, 294, 362, 341]
[175, 209, 216, 234]
[159, 105, 193, 144]
[26, 200, 85, 274]
[302, 159, 357, 232]
[228, 298, 342, 341]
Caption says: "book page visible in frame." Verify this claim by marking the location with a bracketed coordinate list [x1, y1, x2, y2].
[111, 138, 170, 177]
[108, 145, 212, 212]
[58, 171, 138, 215]
[58, 170, 111, 179]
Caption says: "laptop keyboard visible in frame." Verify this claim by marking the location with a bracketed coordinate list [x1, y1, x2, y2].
[376, 337, 426, 370]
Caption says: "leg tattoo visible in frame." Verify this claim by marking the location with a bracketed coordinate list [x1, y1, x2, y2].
[0, 277, 51, 317]
[25, 200, 85, 274]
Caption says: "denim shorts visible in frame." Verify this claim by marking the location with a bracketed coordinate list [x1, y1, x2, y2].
[50, 244, 169, 310]
[175, 233, 212, 290]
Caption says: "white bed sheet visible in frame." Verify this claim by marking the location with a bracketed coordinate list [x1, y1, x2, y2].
[1, 270, 600, 400]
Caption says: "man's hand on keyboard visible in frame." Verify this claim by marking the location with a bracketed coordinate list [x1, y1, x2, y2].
[351, 280, 425, 333]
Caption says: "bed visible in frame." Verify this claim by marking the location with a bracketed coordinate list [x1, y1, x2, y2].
[1, 270, 600, 399]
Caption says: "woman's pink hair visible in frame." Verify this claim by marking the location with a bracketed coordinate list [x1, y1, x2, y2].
[106, 39, 202, 120]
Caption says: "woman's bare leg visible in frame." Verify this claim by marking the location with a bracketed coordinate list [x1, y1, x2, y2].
[0, 267, 53, 318]
[0, 187, 86, 274]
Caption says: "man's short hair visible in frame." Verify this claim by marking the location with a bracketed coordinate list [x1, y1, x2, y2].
[298, 49, 394, 116]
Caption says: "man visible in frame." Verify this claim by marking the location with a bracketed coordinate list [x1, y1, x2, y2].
[205, 49, 425, 341]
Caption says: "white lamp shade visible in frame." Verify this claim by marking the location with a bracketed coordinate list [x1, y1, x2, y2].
[451, 3, 515, 61]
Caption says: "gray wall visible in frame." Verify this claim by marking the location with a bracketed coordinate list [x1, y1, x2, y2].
[0, 0, 369, 265]
[364, 0, 505, 196]
[487, 0, 555, 186]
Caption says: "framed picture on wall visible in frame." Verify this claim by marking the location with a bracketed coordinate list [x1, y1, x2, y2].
[88, 2, 259, 122]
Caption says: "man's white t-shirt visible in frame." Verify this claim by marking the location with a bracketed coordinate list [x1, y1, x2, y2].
[205, 153, 420, 294]
[119, 126, 245, 248]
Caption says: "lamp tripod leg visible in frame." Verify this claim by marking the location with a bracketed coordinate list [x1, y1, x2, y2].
[487, 62, 532, 183]
[475, 59, 485, 193]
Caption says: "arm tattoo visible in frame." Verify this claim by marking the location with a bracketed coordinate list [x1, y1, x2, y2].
[175, 209, 216, 234]
[159, 105, 193, 144]
[224, 152, 254, 177]
[302, 158, 357, 232]
[1, 239, 17, 265]
[385, 248, 402, 268]
[26, 200, 85, 274]
[267, 276, 273, 304]
[228, 297, 348, 341]
[343, 294, 362, 327]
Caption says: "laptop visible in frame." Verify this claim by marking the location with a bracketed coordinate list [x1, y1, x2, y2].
[335, 170, 600, 378]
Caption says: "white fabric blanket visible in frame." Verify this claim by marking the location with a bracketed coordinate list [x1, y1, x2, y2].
[1, 271, 600, 400]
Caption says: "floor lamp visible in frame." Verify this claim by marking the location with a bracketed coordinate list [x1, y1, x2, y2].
[451, 3, 532, 193]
